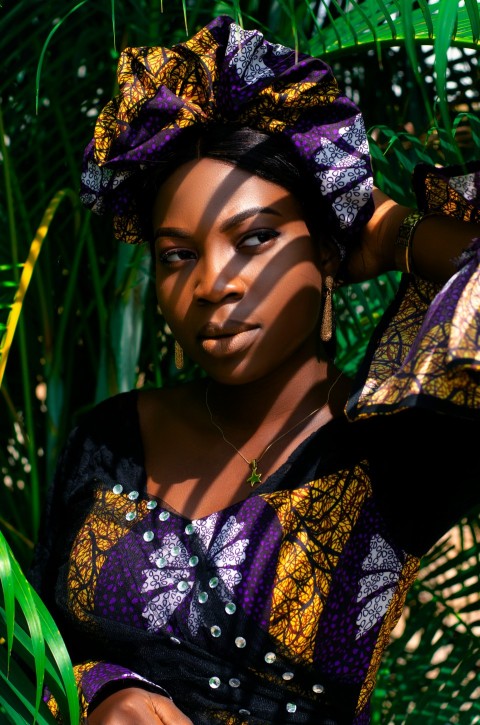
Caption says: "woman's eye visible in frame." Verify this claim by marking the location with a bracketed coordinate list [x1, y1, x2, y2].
[238, 230, 279, 248]
[157, 248, 196, 264]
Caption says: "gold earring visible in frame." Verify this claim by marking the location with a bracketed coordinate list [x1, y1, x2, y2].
[174, 340, 184, 370]
[320, 275, 334, 342]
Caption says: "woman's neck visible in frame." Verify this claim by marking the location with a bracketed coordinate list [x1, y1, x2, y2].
[204, 346, 346, 433]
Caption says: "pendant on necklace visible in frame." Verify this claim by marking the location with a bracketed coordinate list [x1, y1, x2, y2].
[246, 458, 262, 487]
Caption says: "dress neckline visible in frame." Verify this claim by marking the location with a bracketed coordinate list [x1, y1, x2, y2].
[117, 387, 349, 520]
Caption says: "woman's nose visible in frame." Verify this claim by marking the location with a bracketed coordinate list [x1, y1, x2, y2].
[192, 253, 245, 304]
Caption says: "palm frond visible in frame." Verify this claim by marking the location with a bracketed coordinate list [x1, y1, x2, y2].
[0, 531, 79, 725]
[0, 190, 79, 389]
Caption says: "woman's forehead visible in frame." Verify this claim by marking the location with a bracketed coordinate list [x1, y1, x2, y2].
[152, 157, 304, 227]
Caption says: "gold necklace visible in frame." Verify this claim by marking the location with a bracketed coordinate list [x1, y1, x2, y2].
[205, 371, 343, 487]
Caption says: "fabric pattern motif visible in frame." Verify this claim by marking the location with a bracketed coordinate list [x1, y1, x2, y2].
[263, 465, 371, 661]
[68, 488, 150, 623]
[355, 533, 402, 639]
[142, 513, 248, 635]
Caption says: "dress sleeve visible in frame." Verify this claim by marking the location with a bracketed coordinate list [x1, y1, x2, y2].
[344, 162, 480, 554]
[44, 661, 170, 723]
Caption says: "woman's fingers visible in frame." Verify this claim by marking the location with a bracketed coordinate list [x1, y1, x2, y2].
[151, 693, 194, 724]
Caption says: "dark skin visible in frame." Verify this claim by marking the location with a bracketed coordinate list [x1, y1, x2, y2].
[87, 160, 479, 724]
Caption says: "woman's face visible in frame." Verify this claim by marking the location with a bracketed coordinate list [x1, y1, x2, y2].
[152, 157, 331, 384]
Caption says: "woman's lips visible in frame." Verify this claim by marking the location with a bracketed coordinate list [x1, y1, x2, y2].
[197, 323, 259, 356]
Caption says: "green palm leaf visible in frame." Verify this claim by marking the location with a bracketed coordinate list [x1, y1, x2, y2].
[0, 531, 80, 724]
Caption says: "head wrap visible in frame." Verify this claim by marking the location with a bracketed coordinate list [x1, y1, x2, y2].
[80, 15, 374, 257]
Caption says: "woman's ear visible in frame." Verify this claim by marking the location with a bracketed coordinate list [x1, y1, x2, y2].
[317, 238, 342, 280]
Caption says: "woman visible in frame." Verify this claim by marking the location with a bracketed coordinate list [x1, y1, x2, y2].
[29, 16, 480, 725]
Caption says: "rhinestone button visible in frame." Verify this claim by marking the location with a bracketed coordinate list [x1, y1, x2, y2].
[146, 500, 157, 510]
[282, 672, 294, 681]
[189, 556, 199, 567]
[170, 636, 180, 644]
[209, 677, 220, 689]
[312, 683, 325, 694]
[198, 591, 208, 603]
[143, 531, 154, 542]
[125, 511, 136, 521]
[156, 557, 167, 568]
[229, 678, 240, 688]
[171, 545, 181, 556]
[177, 580, 189, 592]
[209, 576, 219, 588]
[128, 490, 139, 500]
[112, 484, 123, 494]
[210, 625, 222, 638]
[185, 523, 195, 535]
[225, 602, 236, 615]
[286, 703, 297, 713]
[264, 652, 276, 664]
[235, 637, 246, 648]
[159, 510, 170, 521]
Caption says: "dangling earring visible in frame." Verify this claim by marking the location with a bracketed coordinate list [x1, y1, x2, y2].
[174, 340, 184, 370]
[320, 275, 334, 342]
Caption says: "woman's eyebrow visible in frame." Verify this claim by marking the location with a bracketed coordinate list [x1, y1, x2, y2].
[154, 227, 190, 241]
[154, 207, 283, 241]
[219, 206, 282, 232]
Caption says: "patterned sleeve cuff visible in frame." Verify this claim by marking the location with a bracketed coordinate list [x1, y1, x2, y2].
[75, 661, 171, 720]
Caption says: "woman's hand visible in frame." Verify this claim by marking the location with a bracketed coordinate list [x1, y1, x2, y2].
[86, 687, 194, 725]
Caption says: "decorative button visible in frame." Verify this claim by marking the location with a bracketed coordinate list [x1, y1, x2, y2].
[156, 557, 167, 568]
[189, 556, 199, 567]
[177, 581, 189, 592]
[286, 703, 297, 713]
[159, 510, 170, 521]
[209, 576, 219, 588]
[235, 637, 246, 648]
[239, 709, 250, 716]
[128, 490, 139, 500]
[209, 676, 221, 689]
[171, 546, 181, 556]
[185, 523, 195, 535]
[146, 500, 157, 510]
[225, 602, 236, 615]
[112, 484, 123, 494]
[198, 591, 208, 603]
[210, 625, 222, 638]
[282, 672, 294, 681]
[125, 511, 136, 521]
[229, 678, 240, 688]
[143, 531, 154, 542]
[264, 652, 276, 664]
[312, 683, 325, 694]
[170, 636, 181, 644]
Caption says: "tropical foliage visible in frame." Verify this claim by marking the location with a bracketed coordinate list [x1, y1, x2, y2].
[1, 1, 479, 723]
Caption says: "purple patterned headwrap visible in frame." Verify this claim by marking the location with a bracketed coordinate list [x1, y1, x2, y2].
[80, 15, 374, 257]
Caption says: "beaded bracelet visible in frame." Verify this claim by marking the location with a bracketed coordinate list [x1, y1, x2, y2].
[394, 210, 425, 274]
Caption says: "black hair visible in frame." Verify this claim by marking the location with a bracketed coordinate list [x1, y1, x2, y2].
[145, 123, 333, 257]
